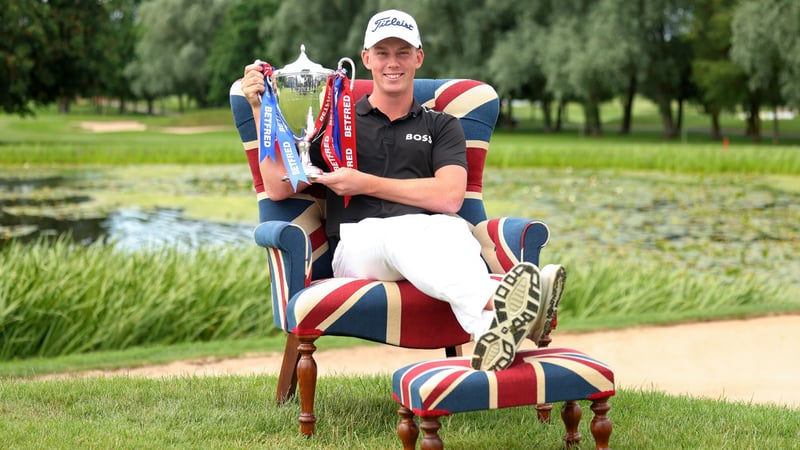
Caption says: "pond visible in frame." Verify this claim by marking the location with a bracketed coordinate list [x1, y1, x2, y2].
[0, 168, 254, 251]
[2, 165, 799, 297]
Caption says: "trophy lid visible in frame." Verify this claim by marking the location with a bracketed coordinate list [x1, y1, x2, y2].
[274, 45, 333, 75]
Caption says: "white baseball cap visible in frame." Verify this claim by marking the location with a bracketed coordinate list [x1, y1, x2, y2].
[363, 9, 422, 50]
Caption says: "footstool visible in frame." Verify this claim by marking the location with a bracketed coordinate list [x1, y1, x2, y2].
[392, 347, 615, 449]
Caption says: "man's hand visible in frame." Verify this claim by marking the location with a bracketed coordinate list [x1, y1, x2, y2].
[242, 60, 267, 108]
[313, 168, 370, 197]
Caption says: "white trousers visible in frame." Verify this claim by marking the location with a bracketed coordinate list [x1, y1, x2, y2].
[332, 214, 498, 338]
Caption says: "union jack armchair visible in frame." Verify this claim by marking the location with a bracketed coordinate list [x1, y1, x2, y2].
[229, 78, 552, 437]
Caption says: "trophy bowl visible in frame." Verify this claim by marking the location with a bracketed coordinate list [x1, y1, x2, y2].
[273, 45, 333, 180]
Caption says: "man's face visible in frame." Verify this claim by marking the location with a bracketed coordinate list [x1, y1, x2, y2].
[361, 37, 424, 96]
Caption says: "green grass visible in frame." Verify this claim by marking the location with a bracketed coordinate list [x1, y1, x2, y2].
[1, 375, 798, 449]
[2, 106, 799, 171]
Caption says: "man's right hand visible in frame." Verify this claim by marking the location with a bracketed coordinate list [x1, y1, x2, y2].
[242, 60, 267, 108]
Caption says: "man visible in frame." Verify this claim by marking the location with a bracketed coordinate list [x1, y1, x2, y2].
[240, 9, 566, 371]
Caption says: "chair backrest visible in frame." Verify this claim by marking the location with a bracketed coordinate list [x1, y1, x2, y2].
[230, 79, 499, 280]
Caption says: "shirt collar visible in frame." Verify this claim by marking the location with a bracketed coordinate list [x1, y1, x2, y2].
[356, 95, 423, 118]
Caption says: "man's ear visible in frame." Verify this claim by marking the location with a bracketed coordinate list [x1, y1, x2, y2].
[361, 49, 371, 70]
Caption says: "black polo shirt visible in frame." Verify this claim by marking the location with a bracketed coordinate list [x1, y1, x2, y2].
[310, 94, 466, 241]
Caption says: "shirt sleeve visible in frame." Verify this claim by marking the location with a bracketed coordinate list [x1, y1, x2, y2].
[430, 111, 467, 172]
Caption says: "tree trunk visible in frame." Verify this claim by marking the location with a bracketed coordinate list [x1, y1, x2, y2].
[554, 100, 564, 132]
[58, 97, 71, 114]
[620, 74, 637, 134]
[658, 97, 677, 139]
[771, 105, 780, 144]
[541, 99, 553, 132]
[746, 97, 761, 142]
[583, 101, 602, 137]
[709, 107, 722, 141]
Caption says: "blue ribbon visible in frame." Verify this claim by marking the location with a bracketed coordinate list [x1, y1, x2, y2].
[260, 73, 308, 191]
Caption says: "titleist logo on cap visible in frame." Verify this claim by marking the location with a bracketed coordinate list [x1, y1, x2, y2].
[370, 16, 415, 33]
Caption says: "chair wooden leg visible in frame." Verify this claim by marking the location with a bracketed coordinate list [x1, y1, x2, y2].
[561, 400, 583, 447]
[590, 397, 612, 450]
[397, 406, 419, 450]
[536, 402, 553, 423]
[276, 333, 300, 404]
[535, 323, 553, 422]
[297, 334, 319, 436]
[419, 416, 443, 450]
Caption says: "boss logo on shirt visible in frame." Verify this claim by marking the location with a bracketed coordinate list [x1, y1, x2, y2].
[405, 133, 432, 143]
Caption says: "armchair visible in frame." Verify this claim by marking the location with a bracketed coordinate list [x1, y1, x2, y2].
[229, 78, 553, 436]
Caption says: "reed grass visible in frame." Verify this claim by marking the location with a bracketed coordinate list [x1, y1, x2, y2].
[0, 237, 272, 360]
[3, 237, 796, 362]
[1, 374, 797, 449]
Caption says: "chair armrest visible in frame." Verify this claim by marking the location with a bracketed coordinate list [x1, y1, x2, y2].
[473, 217, 551, 274]
[254, 221, 313, 331]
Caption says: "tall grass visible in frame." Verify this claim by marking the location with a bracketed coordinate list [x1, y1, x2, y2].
[553, 254, 795, 331]
[3, 237, 796, 362]
[0, 237, 273, 360]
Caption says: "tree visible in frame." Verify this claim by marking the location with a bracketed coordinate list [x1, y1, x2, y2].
[689, 0, 745, 140]
[1, 0, 112, 114]
[206, 0, 280, 106]
[128, 0, 230, 110]
[1, 1, 53, 114]
[264, 0, 371, 70]
[97, 0, 141, 113]
[636, 0, 696, 139]
[485, 1, 555, 130]
[730, 0, 784, 142]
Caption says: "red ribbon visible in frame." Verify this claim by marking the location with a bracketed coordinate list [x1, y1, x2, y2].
[317, 69, 357, 206]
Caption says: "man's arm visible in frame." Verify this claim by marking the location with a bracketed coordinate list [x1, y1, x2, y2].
[313, 165, 467, 214]
[241, 62, 309, 201]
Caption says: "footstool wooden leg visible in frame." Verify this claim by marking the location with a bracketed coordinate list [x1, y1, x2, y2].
[420, 416, 443, 450]
[561, 400, 583, 447]
[398, 406, 419, 450]
[590, 397, 612, 450]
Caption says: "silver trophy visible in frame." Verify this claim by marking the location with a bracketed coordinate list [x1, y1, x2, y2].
[273, 45, 355, 181]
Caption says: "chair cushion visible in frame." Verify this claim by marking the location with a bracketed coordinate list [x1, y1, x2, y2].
[288, 278, 472, 348]
[392, 348, 615, 417]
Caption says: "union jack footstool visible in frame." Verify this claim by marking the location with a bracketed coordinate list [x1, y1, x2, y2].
[392, 347, 616, 450]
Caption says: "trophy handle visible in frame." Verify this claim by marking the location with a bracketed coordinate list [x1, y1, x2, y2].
[337, 57, 356, 90]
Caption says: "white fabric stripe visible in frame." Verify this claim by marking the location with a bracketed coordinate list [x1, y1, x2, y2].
[488, 371, 499, 409]
[532, 359, 547, 401]
[267, 247, 288, 329]
[242, 139, 258, 150]
[440, 84, 498, 119]
[464, 191, 482, 200]
[385, 282, 402, 345]
[315, 282, 377, 331]
[465, 139, 489, 150]
[292, 278, 350, 325]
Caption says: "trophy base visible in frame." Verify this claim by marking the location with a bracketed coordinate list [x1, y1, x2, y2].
[282, 165, 324, 182]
